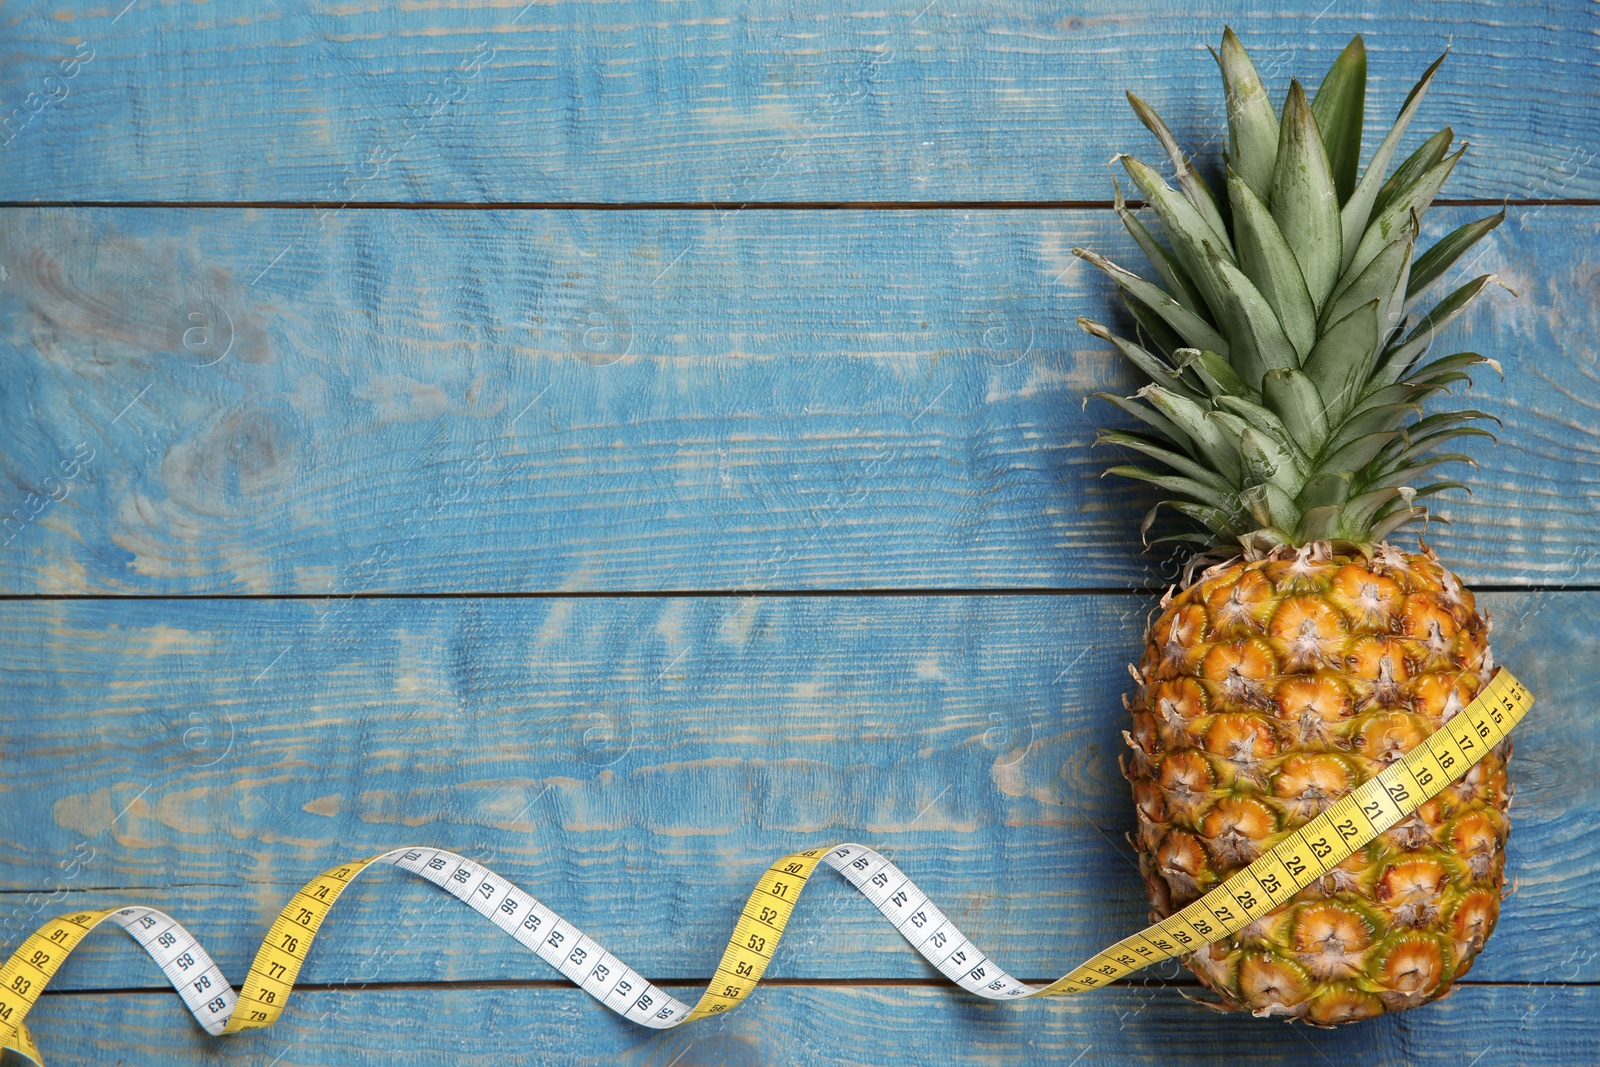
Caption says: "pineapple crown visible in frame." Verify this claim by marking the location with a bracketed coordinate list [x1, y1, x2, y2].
[1077, 28, 1504, 557]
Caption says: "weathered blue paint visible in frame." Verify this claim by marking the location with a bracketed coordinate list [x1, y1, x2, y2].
[0, 593, 1591, 993]
[2, 2, 1594, 1062]
[0, 2, 1594, 203]
[13, 982, 1600, 1065]
[0, 206, 1593, 594]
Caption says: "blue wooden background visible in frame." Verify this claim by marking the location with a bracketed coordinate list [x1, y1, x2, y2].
[1, 2, 1596, 1064]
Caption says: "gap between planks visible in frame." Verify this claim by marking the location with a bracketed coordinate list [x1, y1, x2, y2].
[0, 199, 1590, 211]
[33, 979, 1596, 999]
[0, 584, 1595, 602]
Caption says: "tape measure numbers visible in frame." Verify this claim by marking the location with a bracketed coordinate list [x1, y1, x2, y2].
[0, 669, 1534, 1064]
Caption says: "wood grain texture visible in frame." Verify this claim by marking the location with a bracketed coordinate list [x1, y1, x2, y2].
[0, 1, 1595, 204]
[4, 2, 1595, 1059]
[15, 983, 1598, 1066]
[0, 205, 1594, 594]
[1, 593, 1592, 987]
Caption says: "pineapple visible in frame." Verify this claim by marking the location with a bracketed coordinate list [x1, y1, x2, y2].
[1076, 30, 1511, 1024]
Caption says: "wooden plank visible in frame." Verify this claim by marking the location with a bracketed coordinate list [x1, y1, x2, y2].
[1, 592, 1592, 985]
[15, 983, 1598, 1066]
[1, 1, 1595, 203]
[0, 205, 1593, 594]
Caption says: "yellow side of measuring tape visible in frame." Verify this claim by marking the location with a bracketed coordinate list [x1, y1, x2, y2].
[0, 670, 1533, 1063]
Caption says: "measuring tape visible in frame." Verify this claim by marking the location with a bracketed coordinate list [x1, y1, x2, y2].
[0, 669, 1532, 1064]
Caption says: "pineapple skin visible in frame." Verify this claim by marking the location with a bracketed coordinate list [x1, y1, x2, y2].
[1123, 541, 1510, 1025]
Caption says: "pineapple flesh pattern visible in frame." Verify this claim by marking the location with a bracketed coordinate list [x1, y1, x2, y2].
[1075, 31, 1518, 1023]
[1126, 542, 1507, 1024]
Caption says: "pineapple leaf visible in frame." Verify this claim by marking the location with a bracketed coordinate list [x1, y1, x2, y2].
[1120, 291, 1188, 360]
[1175, 347, 1258, 400]
[1404, 407, 1500, 437]
[1367, 505, 1431, 541]
[1342, 485, 1411, 531]
[1407, 480, 1472, 500]
[1226, 168, 1318, 359]
[1409, 351, 1502, 384]
[1090, 391, 1196, 454]
[1215, 27, 1280, 200]
[1214, 395, 1305, 462]
[1323, 229, 1416, 331]
[1297, 505, 1346, 540]
[1371, 274, 1498, 387]
[1296, 470, 1353, 509]
[1414, 370, 1471, 391]
[1206, 245, 1301, 384]
[1371, 127, 1453, 220]
[1073, 247, 1232, 355]
[1359, 382, 1427, 411]
[1126, 91, 1232, 248]
[1115, 179, 1211, 315]
[1310, 35, 1367, 204]
[1147, 531, 1221, 547]
[1120, 155, 1237, 307]
[1239, 483, 1299, 532]
[1082, 34, 1497, 552]
[1139, 385, 1245, 484]
[1340, 50, 1448, 268]
[1169, 499, 1248, 533]
[1407, 209, 1505, 302]
[1078, 317, 1203, 398]
[1390, 425, 1496, 467]
[1106, 464, 1228, 504]
[1272, 80, 1344, 312]
[1206, 406, 1252, 445]
[1098, 430, 1236, 491]
[1322, 429, 1400, 473]
[1322, 403, 1421, 460]
[1302, 300, 1381, 422]
[1363, 454, 1475, 491]
[1238, 424, 1300, 493]
[1344, 147, 1463, 284]
[1262, 368, 1331, 455]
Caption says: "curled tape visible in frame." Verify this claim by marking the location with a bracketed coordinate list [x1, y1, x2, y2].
[1, 670, 1532, 1064]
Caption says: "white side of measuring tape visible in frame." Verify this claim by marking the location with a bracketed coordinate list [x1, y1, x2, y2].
[0, 669, 1532, 1065]
[57, 840, 1030, 1038]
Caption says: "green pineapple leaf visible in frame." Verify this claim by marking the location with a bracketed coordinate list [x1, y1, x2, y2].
[1090, 391, 1196, 453]
[1082, 32, 1501, 550]
[1296, 470, 1353, 509]
[1227, 168, 1318, 358]
[1262, 368, 1331, 454]
[1310, 35, 1367, 204]
[1345, 146, 1463, 283]
[1301, 300, 1381, 421]
[1120, 154, 1237, 309]
[1098, 430, 1236, 492]
[1372, 127, 1453, 220]
[1206, 246, 1301, 385]
[1372, 274, 1498, 387]
[1408, 210, 1505, 302]
[1139, 385, 1245, 483]
[1114, 178, 1210, 314]
[1340, 50, 1448, 267]
[1214, 27, 1280, 200]
[1125, 91, 1231, 248]
[1175, 347, 1259, 400]
[1078, 316, 1203, 398]
[1271, 80, 1344, 311]
[1073, 247, 1231, 355]
[1323, 229, 1416, 330]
